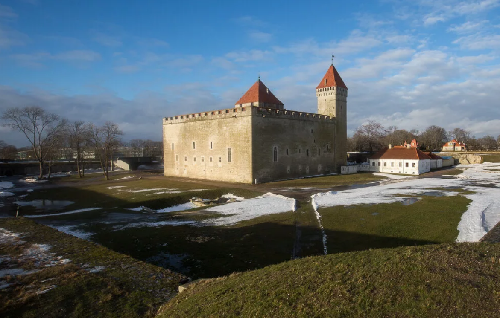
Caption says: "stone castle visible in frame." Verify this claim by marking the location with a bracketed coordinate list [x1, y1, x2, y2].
[163, 64, 348, 184]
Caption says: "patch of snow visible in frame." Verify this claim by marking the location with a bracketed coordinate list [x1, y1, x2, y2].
[0, 282, 12, 290]
[190, 189, 209, 192]
[221, 193, 245, 201]
[50, 225, 95, 240]
[120, 176, 134, 180]
[127, 188, 170, 193]
[36, 285, 56, 294]
[0, 181, 14, 189]
[86, 266, 105, 273]
[24, 208, 101, 218]
[126, 207, 144, 212]
[0, 191, 14, 197]
[311, 195, 327, 255]
[0, 268, 27, 278]
[107, 185, 127, 189]
[157, 202, 198, 213]
[15, 199, 74, 208]
[113, 220, 196, 230]
[203, 193, 296, 226]
[0, 228, 25, 245]
[373, 172, 412, 180]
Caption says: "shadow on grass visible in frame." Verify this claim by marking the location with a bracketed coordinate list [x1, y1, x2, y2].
[15, 187, 440, 280]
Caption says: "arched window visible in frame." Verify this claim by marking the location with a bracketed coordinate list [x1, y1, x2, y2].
[273, 147, 278, 162]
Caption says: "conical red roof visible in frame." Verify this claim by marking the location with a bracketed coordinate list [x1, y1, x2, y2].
[235, 79, 283, 106]
[316, 64, 347, 89]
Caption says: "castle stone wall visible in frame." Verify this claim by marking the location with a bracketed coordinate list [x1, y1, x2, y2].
[163, 107, 253, 183]
[251, 108, 336, 183]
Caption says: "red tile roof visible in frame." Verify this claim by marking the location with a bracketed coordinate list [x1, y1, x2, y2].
[235, 80, 283, 106]
[443, 139, 466, 147]
[370, 147, 432, 160]
[316, 64, 348, 89]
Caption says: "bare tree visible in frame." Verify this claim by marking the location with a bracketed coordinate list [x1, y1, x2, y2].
[0, 140, 17, 160]
[478, 135, 497, 151]
[385, 129, 417, 147]
[352, 120, 386, 152]
[497, 135, 500, 150]
[90, 122, 122, 180]
[68, 121, 92, 178]
[419, 125, 448, 151]
[2, 106, 67, 178]
[448, 128, 471, 144]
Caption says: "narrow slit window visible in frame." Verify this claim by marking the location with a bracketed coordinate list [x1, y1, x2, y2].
[193, 142, 196, 149]
[228, 148, 232, 162]
[273, 147, 278, 162]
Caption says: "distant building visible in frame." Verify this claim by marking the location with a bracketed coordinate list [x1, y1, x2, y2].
[369, 145, 431, 175]
[442, 139, 467, 152]
[424, 152, 443, 169]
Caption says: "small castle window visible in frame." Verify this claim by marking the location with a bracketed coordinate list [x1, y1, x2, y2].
[306, 149, 309, 157]
[286, 149, 289, 155]
[210, 157, 213, 162]
[219, 157, 222, 163]
[318, 148, 321, 156]
[311, 129, 313, 133]
[210, 141, 213, 149]
[193, 142, 196, 149]
[202, 157, 205, 162]
[228, 148, 232, 162]
[176, 155, 178, 162]
[171, 143, 174, 150]
[185, 156, 187, 162]
[273, 147, 278, 162]
[194, 157, 196, 162]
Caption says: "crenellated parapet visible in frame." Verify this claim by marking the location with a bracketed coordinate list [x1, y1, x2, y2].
[163, 106, 335, 124]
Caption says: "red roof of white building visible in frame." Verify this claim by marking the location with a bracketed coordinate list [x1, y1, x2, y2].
[316, 64, 348, 89]
[443, 139, 466, 147]
[235, 79, 283, 106]
[370, 147, 432, 160]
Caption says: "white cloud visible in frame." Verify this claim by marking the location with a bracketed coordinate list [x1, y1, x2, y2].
[0, 4, 17, 19]
[249, 31, 272, 43]
[92, 32, 122, 47]
[0, 25, 28, 49]
[226, 50, 272, 62]
[448, 21, 486, 33]
[453, 34, 500, 50]
[10, 50, 101, 67]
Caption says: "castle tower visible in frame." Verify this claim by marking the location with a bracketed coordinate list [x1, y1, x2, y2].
[235, 78, 284, 110]
[316, 64, 348, 167]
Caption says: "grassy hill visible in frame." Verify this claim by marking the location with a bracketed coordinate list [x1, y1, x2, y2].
[159, 243, 500, 318]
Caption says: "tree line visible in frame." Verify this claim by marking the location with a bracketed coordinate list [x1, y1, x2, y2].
[348, 120, 500, 153]
[1, 106, 160, 180]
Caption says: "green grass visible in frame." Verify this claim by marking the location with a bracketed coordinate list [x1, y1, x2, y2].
[0, 218, 186, 318]
[262, 172, 385, 189]
[158, 243, 500, 318]
[481, 153, 500, 163]
[319, 194, 471, 254]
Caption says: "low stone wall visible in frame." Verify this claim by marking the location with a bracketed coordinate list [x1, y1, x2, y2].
[454, 154, 484, 165]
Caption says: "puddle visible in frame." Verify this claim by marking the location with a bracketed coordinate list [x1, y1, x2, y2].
[15, 200, 74, 211]
[401, 197, 420, 205]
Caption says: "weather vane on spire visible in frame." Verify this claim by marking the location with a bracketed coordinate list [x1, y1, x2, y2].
[258, 73, 260, 81]
[331, 54, 334, 65]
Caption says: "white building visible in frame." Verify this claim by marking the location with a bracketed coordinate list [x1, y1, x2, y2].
[369, 146, 431, 175]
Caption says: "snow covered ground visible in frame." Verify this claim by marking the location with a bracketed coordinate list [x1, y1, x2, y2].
[312, 162, 500, 243]
[203, 193, 296, 226]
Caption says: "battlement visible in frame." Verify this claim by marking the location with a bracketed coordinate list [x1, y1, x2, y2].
[163, 106, 334, 124]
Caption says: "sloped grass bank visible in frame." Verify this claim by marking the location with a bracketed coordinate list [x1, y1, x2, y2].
[159, 243, 500, 318]
[0, 218, 186, 318]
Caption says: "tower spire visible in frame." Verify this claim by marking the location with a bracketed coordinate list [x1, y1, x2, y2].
[331, 54, 334, 65]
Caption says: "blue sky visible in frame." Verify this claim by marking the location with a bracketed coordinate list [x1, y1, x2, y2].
[1, 0, 500, 146]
